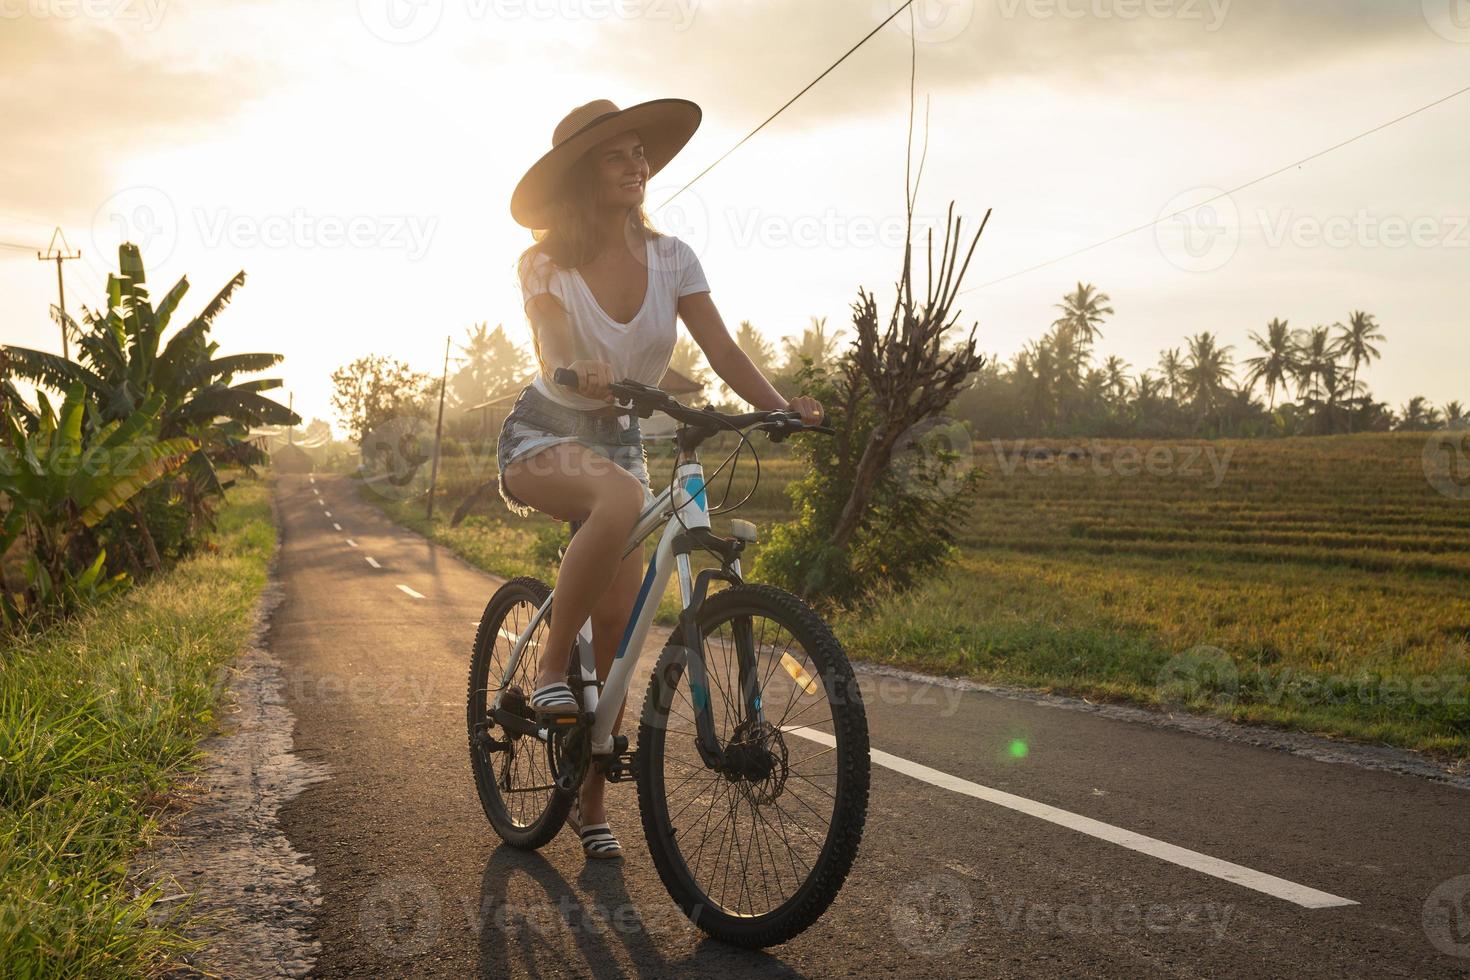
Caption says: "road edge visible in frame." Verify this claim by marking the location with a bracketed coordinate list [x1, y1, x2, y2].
[852, 660, 1470, 791]
[139, 484, 332, 978]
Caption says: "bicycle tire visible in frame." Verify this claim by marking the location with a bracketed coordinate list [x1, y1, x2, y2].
[467, 576, 572, 849]
[636, 582, 870, 947]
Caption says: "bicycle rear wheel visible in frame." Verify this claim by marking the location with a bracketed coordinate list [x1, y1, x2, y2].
[467, 576, 572, 849]
[636, 583, 870, 947]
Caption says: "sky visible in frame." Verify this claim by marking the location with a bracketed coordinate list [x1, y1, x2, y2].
[2, 0, 1467, 433]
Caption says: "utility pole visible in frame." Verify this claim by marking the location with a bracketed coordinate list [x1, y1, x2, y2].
[37, 228, 81, 360]
[287, 392, 295, 445]
[426, 335, 451, 523]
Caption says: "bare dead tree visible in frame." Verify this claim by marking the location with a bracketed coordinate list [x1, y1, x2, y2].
[827, 208, 989, 553]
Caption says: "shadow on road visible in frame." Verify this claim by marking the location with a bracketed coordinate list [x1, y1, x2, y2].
[476, 843, 810, 978]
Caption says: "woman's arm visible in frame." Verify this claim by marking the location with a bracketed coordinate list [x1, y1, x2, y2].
[678, 291, 824, 425]
[525, 294, 615, 400]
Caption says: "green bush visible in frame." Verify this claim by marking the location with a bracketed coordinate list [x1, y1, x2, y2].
[754, 364, 982, 607]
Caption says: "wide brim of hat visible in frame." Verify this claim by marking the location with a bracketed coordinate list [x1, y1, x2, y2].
[510, 98, 702, 229]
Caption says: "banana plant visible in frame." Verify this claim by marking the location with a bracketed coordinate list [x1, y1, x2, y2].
[1, 242, 298, 536]
[0, 382, 195, 627]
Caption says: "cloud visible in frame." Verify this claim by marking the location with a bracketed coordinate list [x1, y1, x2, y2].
[0, 16, 264, 221]
[589, 0, 1446, 122]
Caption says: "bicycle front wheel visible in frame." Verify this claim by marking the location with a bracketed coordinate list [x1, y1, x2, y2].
[636, 583, 870, 948]
[467, 576, 571, 849]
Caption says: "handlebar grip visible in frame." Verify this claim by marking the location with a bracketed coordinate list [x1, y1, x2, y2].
[552, 367, 580, 389]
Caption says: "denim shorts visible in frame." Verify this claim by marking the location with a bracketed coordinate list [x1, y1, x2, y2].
[495, 385, 651, 518]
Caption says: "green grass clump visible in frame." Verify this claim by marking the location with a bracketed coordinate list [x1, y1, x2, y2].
[0, 479, 276, 977]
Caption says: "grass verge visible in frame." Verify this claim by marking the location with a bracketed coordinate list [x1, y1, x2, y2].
[840, 551, 1470, 760]
[0, 477, 276, 976]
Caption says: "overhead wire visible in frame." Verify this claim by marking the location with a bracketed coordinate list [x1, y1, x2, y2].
[653, 0, 917, 211]
[958, 81, 1470, 295]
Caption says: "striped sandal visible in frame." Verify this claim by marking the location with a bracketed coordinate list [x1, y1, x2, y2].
[530, 681, 579, 719]
[569, 798, 623, 860]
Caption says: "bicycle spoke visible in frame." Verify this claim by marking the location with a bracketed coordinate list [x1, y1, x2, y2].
[649, 601, 856, 921]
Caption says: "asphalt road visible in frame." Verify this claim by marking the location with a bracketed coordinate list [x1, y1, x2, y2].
[271, 474, 1470, 978]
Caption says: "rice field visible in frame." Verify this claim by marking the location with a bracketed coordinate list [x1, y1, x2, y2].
[365, 430, 1470, 759]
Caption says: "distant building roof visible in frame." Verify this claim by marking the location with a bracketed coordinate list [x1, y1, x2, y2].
[470, 366, 705, 412]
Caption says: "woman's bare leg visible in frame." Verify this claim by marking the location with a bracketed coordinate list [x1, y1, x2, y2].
[580, 547, 642, 825]
[500, 442, 646, 692]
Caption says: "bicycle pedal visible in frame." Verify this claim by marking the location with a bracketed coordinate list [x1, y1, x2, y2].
[602, 751, 640, 783]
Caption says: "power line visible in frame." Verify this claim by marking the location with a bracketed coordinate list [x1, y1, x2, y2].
[653, 0, 916, 211]
[960, 81, 1470, 295]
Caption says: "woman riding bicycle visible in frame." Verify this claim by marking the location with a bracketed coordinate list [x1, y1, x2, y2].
[499, 97, 824, 858]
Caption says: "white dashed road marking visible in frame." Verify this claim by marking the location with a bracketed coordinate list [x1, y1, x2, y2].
[346, 539, 358, 548]
[365, 557, 381, 569]
[325, 510, 332, 517]
[396, 584, 425, 599]
[784, 726, 1358, 910]
[333, 523, 342, 531]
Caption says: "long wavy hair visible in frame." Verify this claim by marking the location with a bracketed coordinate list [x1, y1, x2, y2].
[517, 143, 662, 296]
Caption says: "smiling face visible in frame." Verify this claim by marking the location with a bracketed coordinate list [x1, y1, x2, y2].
[591, 130, 649, 211]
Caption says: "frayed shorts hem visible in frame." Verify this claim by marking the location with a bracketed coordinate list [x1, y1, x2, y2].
[496, 432, 652, 519]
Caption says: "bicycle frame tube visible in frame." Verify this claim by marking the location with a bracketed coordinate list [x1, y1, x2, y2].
[491, 460, 714, 756]
[588, 459, 711, 753]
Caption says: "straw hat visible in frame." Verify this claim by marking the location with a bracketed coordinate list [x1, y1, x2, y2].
[510, 98, 702, 229]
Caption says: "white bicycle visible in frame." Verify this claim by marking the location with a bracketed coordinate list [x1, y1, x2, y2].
[467, 370, 871, 948]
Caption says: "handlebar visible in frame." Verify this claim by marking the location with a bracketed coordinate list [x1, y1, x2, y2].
[551, 367, 834, 439]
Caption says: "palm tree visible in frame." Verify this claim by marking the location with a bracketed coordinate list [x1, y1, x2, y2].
[669, 335, 711, 389]
[1013, 341, 1057, 430]
[735, 321, 775, 376]
[1135, 371, 1162, 402]
[1051, 282, 1113, 349]
[1444, 400, 1467, 429]
[1157, 348, 1185, 402]
[1398, 396, 1443, 431]
[1048, 324, 1088, 415]
[779, 316, 844, 375]
[1332, 311, 1385, 431]
[1291, 326, 1338, 407]
[1182, 332, 1236, 422]
[1102, 355, 1131, 405]
[1243, 318, 1297, 411]
[450, 322, 530, 408]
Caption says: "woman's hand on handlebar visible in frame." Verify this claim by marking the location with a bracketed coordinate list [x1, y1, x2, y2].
[785, 394, 824, 427]
[560, 359, 617, 402]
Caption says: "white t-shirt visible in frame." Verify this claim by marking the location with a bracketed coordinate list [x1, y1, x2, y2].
[517, 234, 709, 411]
